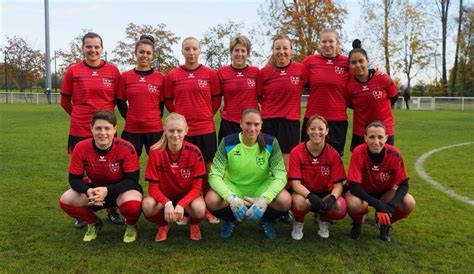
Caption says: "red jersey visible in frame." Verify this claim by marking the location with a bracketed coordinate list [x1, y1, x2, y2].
[69, 138, 139, 185]
[257, 61, 308, 120]
[346, 73, 398, 136]
[61, 60, 120, 137]
[164, 65, 221, 136]
[348, 144, 408, 194]
[302, 54, 349, 121]
[118, 69, 165, 133]
[145, 141, 206, 207]
[288, 142, 346, 193]
[218, 65, 259, 123]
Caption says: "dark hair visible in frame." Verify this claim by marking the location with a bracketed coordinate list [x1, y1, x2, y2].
[91, 110, 117, 126]
[82, 32, 103, 48]
[365, 120, 387, 134]
[135, 34, 155, 53]
[241, 108, 265, 152]
[348, 39, 368, 61]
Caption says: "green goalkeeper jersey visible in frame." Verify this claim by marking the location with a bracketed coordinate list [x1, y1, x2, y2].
[209, 132, 287, 202]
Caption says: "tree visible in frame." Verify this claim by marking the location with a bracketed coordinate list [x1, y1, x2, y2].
[450, 0, 464, 94]
[436, 0, 451, 94]
[258, 0, 347, 62]
[452, 6, 473, 96]
[3, 36, 44, 92]
[112, 23, 179, 73]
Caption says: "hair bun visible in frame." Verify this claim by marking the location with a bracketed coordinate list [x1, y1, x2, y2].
[139, 34, 155, 44]
[352, 39, 362, 49]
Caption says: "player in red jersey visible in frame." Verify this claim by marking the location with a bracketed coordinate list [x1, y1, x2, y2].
[142, 113, 206, 242]
[164, 37, 221, 224]
[60, 32, 123, 227]
[346, 39, 398, 151]
[302, 29, 349, 156]
[217, 35, 259, 141]
[117, 35, 165, 156]
[345, 121, 415, 242]
[258, 34, 308, 169]
[59, 110, 143, 243]
[288, 115, 347, 240]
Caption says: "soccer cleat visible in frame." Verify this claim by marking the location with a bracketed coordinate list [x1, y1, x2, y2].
[291, 221, 304, 240]
[154, 225, 170, 242]
[350, 223, 362, 240]
[221, 221, 238, 239]
[123, 225, 138, 243]
[379, 225, 392, 242]
[315, 215, 330, 238]
[260, 221, 277, 240]
[176, 216, 189, 226]
[279, 210, 294, 224]
[107, 208, 125, 224]
[189, 223, 202, 241]
[83, 219, 103, 242]
[74, 219, 86, 229]
[205, 210, 220, 224]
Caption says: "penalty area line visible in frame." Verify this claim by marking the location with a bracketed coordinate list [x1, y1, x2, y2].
[415, 142, 474, 206]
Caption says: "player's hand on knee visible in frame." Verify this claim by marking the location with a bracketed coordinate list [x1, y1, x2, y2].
[376, 212, 391, 225]
[174, 205, 184, 222]
[164, 202, 176, 223]
[244, 196, 269, 221]
[227, 194, 248, 222]
[323, 195, 337, 211]
[306, 192, 324, 214]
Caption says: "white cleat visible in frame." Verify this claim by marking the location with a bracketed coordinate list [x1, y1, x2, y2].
[291, 222, 304, 240]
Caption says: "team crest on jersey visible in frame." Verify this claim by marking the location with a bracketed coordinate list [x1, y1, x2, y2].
[198, 80, 208, 88]
[290, 76, 300, 85]
[373, 90, 383, 100]
[109, 162, 120, 173]
[380, 172, 390, 182]
[256, 156, 265, 166]
[335, 66, 345, 75]
[91, 71, 99, 77]
[148, 84, 158, 94]
[103, 78, 113, 88]
[181, 168, 191, 179]
[247, 79, 256, 87]
[321, 166, 330, 176]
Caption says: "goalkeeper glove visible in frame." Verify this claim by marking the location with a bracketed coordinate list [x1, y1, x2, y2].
[244, 196, 269, 221]
[227, 194, 248, 222]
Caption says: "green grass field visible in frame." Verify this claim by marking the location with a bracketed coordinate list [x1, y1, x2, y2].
[1, 105, 473, 272]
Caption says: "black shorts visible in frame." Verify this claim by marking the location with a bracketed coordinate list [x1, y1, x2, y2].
[122, 131, 163, 156]
[68, 135, 89, 154]
[88, 183, 143, 211]
[302, 119, 348, 156]
[185, 132, 217, 163]
[218, 119, 241, 143]
[350, 134, 395, 152]
[262, 118, 300, 153]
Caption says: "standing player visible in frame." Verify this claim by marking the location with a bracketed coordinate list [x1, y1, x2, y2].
[164, 37, 221, 224]
[288, 115, 347, 240]
[117, 35, 165, 156]
[206, 108, 290, 240]
[346, 39, 398, 151]
[345, 121, 415, 242]
[217, 35, 259, 142]
[59, 110, 142, 243]
[258, 34, 308, 169]
[142, 113, 206, 242]
[302, 29, 349, 156]
[60, 32, 123, 227]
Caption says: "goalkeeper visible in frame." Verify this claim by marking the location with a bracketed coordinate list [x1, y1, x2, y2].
[206, 108, 290, 240]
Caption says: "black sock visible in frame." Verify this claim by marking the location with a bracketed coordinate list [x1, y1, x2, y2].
[261, 207, 287, 222]
[211, 206, 236, 222]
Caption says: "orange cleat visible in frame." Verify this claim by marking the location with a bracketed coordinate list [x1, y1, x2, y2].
[189, 223, 202, 241]
[154, 225, 170, 242]
[205, 210, 220, 224]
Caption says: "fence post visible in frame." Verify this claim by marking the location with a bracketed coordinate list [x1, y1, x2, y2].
[462, 97, 464, 111]
[36, 93, 39, 104]
[432, 97, 435, 110]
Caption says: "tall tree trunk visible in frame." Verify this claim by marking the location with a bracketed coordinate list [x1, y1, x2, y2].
[440, 0, 450, 95]
[451, 0, 463, 95]
[383, 0, 392, 75]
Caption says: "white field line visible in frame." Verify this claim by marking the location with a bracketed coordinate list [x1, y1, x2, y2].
[415, 142, 474, 206]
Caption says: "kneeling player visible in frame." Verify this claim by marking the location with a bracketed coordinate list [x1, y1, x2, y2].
[59, 110, 142, 243]
[345, 121, 415, 242]
[206, 108, 290, 240]
[289, 115, 347, 240]
[142, 113, 206, 242]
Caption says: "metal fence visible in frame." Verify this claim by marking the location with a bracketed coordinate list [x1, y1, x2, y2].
[1, 92, 473, 111]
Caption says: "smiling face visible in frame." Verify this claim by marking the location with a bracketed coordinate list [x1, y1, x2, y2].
[135, 43, 153, 70]
[319, 31, 339, 58]
[272, 38, 292, 67]
[307, 118, 329, 146]
[92, 119, 116, 150]
[349, 51, 369, 79]
[240, 112, 262, 144]
[181, 38, 200, 67]
[231, 43, 248, 69]
[82, 37, 103, 66]
[364, 126, 388, 154]
[164, 119, 188, 151]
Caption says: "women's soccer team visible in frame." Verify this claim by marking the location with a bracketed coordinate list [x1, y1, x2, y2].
[59, 30, 415, 244]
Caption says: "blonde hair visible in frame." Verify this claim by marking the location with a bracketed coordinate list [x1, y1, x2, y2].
[230, 35, 251, 54]
[319, 28, 341, 54]
[182, 36, 200, 49]
[150, 113, 188, 151]
[266, 34, 292, 68]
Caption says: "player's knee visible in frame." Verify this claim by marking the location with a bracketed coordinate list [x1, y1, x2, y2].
[291, 193, 307, 210]
[141, 196, 157, 216]
[204, 190, 222, 210]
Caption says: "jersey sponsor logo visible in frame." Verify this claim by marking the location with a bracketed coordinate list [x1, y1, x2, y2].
[188, 73, 195, 78]
[139, 77, 146, 82]
[326, 59, 333, 65]
[372, 165, 379, 171]
[181, 168, 191, 179]
[290, 76, 300, 85]
[335, 66, 345, 75]
[198, 79, 208, 88]
[380, 172, 390, 182]
[321, 166, 330, 176]
[256, 155, 265, 166]
[247, 78, 256, 88]
[373, 90, 383, 100]
[362, 85, 369, 91]
[109, 162, 121, 173]
[103, 78, 113, 88]
[311, 158, 319, 165]
[148, 84, 158, 94]
[91, 71, 99, 77]
[99, 155, 106, 162]
[233, 149, 241, 156]
[279, 70, 287, 76]
[237, 72, 244, 77]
